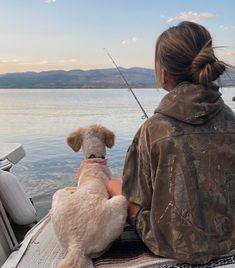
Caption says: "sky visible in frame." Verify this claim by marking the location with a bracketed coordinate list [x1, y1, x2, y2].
[0, 0, 234, 73]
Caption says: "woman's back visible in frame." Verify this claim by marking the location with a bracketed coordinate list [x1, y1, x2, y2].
[123, 81, 235, 263]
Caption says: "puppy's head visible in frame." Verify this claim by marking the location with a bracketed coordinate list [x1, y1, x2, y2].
[67, 124, 115, 159]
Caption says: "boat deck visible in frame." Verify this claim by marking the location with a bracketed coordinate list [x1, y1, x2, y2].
[3, 215, 93, 268]
[3, 215, 235, 268]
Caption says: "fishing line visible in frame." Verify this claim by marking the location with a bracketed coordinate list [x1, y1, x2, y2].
[103, 48, 148, 119]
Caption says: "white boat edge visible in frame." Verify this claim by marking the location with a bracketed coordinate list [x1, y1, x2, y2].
[2, 214, 50, 268]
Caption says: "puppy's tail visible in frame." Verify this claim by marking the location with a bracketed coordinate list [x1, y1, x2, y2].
[57, 248, 87, 268]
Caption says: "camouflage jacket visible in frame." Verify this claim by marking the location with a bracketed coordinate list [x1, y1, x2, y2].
[122, 82, 235, 264]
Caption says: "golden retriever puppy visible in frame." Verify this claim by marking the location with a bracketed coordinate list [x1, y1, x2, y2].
[50, 124, 128, 268]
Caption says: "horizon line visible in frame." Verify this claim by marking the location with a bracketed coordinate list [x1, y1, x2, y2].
[0, 66, 155, 75]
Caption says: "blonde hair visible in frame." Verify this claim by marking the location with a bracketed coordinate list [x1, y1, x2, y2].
[155, 21, 226, 85]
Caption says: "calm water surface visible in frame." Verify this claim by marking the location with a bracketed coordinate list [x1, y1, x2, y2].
[1, 87, 235, 219]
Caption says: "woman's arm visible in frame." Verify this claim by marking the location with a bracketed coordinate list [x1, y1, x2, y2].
[107, 124, 151, 227]
[107, 179, 141, 225]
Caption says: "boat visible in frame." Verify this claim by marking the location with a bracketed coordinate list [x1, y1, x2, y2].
[0, 143, 37, 266]
[1, 143, 235, 268]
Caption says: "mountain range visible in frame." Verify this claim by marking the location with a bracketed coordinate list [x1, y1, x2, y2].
[0, 67, 234, 89]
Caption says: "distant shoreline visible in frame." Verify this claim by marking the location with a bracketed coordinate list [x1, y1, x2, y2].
[221, 84, 235, 88]
[0, 86, 159, 89]
[0, 85, 235, 89]
[0, 67, 234, 89]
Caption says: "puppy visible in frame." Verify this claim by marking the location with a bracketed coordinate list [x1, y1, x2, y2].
[50, 124, 128, 268]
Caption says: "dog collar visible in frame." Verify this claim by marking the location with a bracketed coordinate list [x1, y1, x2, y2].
[77, 158, 107, 177]
[82, 158, 107, 165]
[88, 154, 105, 159]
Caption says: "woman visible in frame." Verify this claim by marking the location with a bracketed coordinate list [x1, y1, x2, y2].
[108, 21, 235, 264]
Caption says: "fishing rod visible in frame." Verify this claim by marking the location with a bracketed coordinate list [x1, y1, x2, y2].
[103, 48, 148, 119]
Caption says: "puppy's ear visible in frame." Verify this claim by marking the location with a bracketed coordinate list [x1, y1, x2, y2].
[67, 128, 84, 152]
[103, 128, 115, 148]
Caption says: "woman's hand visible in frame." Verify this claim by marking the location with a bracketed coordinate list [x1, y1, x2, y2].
[107, 179, 141, 226]
[127, 201, 141, 226]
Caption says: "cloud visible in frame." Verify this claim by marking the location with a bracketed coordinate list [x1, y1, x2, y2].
[57, 59, 78, 63]
[38, 60, 49, 65]
[0, 59, 80, 66]
[215, 48, 235, 65]
[121, 37, 138, 45]
[219, 25, 235, 31]
[0, 58, 82, 73]
[17, 60, 49, 66]
[45, 0, 56, 3]
[167, 11, 216, 23]
[0, 59, 19, 63]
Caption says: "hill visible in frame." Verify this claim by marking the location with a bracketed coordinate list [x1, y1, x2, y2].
[0, 67, 234, 88]
[0, 67, 156, 89]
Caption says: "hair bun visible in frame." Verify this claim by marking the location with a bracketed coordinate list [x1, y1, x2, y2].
[191, 47, 226, 84]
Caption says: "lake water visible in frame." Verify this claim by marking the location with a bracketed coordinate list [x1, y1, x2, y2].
[1, 87, 235, 219]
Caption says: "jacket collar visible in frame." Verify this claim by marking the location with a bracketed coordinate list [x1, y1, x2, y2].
[154, 82, 224, 125]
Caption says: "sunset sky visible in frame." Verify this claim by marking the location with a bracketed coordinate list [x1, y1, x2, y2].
[0, 0, 234, 73]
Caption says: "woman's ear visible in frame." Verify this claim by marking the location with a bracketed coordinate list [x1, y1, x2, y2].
[156, 62, 166, 88]
[156, 62, 176, 91]
[164, 70, 177, 91]
[67, 128, 84, 152]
